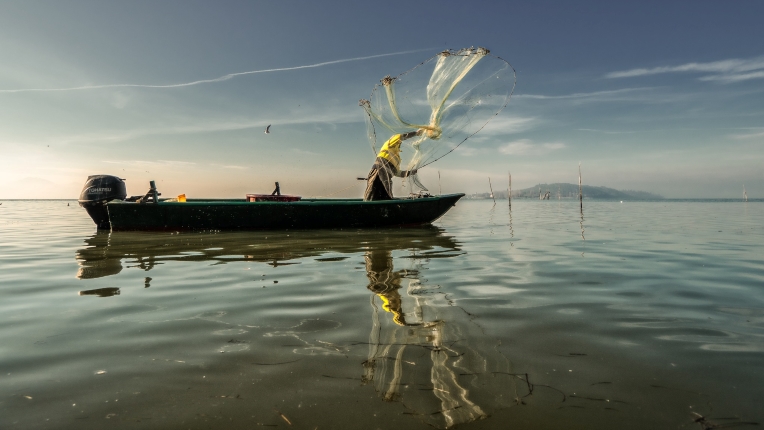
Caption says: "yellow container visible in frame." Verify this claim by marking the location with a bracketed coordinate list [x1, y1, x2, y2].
[177, 194, 186, 202]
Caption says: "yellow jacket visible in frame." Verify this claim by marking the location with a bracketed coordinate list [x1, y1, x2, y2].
[377, 134, 403, 171]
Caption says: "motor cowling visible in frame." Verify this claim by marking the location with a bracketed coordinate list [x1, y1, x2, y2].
[79, 175, 127, 230]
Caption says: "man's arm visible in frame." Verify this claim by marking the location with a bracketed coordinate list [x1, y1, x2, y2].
[396, 168, 418, 178]
[400, 129, 424, 140]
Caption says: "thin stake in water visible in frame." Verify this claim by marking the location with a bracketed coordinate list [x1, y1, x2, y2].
[488, 177, 496, 204]
[508, 171, 512, 210]
[579, 163, 585, 241]
[578, 163, 583, 212]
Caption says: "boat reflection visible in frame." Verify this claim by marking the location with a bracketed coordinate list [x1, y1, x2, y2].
[78, 287, 120, 297]
[75, 227, 461, 280]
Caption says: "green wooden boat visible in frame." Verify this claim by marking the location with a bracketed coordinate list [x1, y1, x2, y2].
[79, 175, 464, 231]
[104, 194, 464, 231]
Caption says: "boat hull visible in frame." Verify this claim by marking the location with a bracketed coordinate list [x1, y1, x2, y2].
[104, 194, 464, 231]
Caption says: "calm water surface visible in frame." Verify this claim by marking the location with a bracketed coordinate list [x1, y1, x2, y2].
[1, 199, 762, 429]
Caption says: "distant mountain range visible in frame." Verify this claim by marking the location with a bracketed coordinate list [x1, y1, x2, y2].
[468, 183, 664, 200]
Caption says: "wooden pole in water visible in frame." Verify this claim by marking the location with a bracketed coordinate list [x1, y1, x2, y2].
[578, 163, 583, 212]
[744, 185, 748, 202]
[438, 171, 441, 196]
[508, 171, 512, 210]
[488, 177, 496, 204]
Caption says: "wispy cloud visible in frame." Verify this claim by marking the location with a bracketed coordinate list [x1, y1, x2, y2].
[212, 164, 248, 170]
[41, 107, 361, 146]
[290, 148, 320, 157]
[731, 130, 764, 139]
[51, 123, 260, 146]
[700, 70, 764, 83]
[0, 48, 434, 94]
[577, 128, 638, 135]
[454, 146, 478, 156]
[605, 56, 764, 83]
[102, 159, 196, 167]
[478, 116, 537, 136]
[579, 127, 764, 136]
[499, 139, 566, 155]
[515, 87, 654, 100]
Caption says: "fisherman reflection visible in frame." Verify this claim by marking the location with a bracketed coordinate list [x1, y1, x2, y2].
[361, 247, 516, 428]
[364, 248, 412, 326]
[362, 247, 418, 404]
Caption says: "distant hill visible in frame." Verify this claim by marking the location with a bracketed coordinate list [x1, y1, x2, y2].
[467, 183, 664, 200]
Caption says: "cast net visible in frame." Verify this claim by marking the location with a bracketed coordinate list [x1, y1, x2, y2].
[360, 47, 515, 194]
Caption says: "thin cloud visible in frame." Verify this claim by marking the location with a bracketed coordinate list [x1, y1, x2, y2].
[700, 70, 764, 83]
[731, 130, 764, 139]
[606, 56, 764, 83]
[290, 148, 320, 157]
[515, 87, 653, 100]
[577, 128, 638, 135]
[212, 164, 249, 170]
[42, 108, 362, 146]
[499, 139, 566, 156]
[52, 123, 258, 146]
[478, 116, 537, 136]
[454, 146, 478, 156]
[102, 159, 196, 167]
[580, 127, 764, 136]
[0, 48, 434, 94]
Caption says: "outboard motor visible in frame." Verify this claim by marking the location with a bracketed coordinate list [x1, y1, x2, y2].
[79, 175, 127, 230]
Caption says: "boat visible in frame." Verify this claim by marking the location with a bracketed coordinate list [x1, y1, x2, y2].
[78, 175, 464, 231]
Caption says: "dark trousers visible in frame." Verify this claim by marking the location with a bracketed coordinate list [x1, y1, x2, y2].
[365, 175, 392, 201]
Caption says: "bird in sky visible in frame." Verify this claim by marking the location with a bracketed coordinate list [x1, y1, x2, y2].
[265, 124, 271, 134]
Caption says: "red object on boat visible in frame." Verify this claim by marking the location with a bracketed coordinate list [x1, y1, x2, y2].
[245, 194, 302, 202]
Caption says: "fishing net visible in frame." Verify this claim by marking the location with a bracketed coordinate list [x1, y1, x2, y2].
[360, 47, 515, 194]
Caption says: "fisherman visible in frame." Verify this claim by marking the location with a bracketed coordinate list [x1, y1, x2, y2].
[363, 129, 422, 201]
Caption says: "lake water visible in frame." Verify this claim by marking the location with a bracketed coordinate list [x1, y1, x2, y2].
[1, 199, 762, 429]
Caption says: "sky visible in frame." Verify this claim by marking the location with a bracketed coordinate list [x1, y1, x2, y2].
[1, 0, 762, 199]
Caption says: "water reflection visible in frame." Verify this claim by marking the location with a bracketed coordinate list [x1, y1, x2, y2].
[365, 249, 410, 326]
[78, 287, 120, 297]
[74, 227, 520, 428]
[508, 205, 515, 250]
[362, 246, 518, 428]
[75, 227, 461, 280]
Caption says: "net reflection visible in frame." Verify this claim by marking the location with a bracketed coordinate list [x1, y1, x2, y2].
[362, 248, 518, 428]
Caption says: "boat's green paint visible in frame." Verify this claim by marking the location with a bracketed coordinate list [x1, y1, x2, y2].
[105, 194, 465, 231]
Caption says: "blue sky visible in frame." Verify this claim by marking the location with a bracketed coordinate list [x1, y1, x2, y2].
[1, 0, 762, 198]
